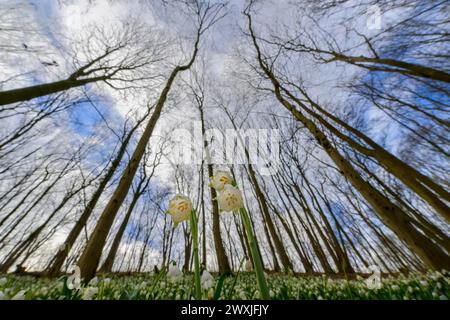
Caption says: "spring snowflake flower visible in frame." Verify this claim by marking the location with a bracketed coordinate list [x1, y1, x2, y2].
[201, 271, 215, 290]
[244, 259, 253, 272]
[11, 290, 26, 300]
[167, 264, 183, 282]
[82, 286, 98, 300]
[89, 277, 98, 286]
[166, 194, 192, 228]
[217, 185, 244, 213]
[210, 171, 233, 191]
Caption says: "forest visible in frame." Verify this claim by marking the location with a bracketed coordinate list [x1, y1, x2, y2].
[0, 0, 449, 301]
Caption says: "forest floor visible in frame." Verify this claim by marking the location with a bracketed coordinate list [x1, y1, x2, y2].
[0, 271, 448, 300]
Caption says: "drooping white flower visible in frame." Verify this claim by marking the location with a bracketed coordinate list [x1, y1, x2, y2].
[210, 171, 233, 191]
[88, 277, 98, 286]
[167, 264, 183, 282]
[82, 286, 98, 300]
[166, 194, 192, 228]
[217, 185, 244, 213]
[201, 271, 215, 290]
[244, 259, 253, 272]
[11, 290, 26, 300]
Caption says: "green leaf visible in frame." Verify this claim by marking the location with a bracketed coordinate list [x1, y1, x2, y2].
[214, 274, 226, 300]
[61, 276, 72, 298]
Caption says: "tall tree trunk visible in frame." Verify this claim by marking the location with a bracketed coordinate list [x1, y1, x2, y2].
[246, 12, 450, 270]
[77, 68, 180, 281]
[197, 101, 231, 274]
[225, 109, 293, 271]
[98, 184, 143, 273]
[287, 89, 450, 223]
[44, 123, 141, 276]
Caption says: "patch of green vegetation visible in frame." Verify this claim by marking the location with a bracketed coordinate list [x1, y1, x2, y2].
[0, 270, 448, 300]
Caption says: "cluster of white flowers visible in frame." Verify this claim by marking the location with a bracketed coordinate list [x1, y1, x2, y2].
[210, 171, 244, 213]
[82, 286, 98, 300]
[167, 263, 183, 282]
[0, 267, 448, 300]
[244, 259, 253, 272]
[200, 271, 215, 290]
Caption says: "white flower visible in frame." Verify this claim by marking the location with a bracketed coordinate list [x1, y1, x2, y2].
[210, 171, 233, 191]
[82, 286, 98, 300]
[244, 259, 253, 272]
[88, 277, 98, 286]
[217, 185, 244, 213]
[166, 194, 192, 227]
[201, 271, 215, 290]
[103, 278, 111, 285]
[0, 291, 5, 300]
[167, 264, 183, 282]
[11, 290, 26, 300]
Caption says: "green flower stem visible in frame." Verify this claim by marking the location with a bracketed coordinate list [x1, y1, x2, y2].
[239, 207, 270, 299]
[189, 209, 201, 300]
